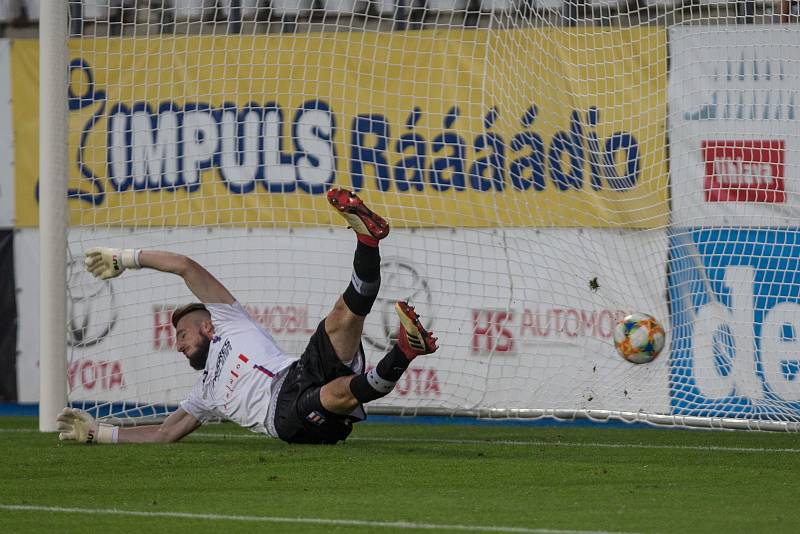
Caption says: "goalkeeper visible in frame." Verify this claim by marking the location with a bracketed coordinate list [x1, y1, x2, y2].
[57, 188, 438, 445]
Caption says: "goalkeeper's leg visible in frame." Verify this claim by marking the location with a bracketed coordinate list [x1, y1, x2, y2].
[275, 301, 437, 444]
[320, 301, 439, 413]
[323, 187, 389, 364]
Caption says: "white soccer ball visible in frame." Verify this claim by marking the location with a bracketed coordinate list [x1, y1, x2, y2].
[613, 312, 666, 364]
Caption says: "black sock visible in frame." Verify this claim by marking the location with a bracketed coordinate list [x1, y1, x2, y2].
[353, 241, 380, 282]
[349, 346, 409, 403]
[342, 242, 381, 316]
[375, 345, 410, 382]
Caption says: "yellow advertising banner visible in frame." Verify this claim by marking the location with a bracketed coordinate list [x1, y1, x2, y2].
[13, 28, 667, 228]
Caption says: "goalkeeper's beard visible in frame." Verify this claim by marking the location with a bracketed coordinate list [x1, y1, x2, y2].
[187, 337, 211, 371]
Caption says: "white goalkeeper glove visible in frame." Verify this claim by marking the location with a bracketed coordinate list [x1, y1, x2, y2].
[56, 407, 118, 444]
[84, 247, 141, 280]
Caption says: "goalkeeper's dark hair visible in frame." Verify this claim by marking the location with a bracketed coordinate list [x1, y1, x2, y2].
[171, 302, 209, 328]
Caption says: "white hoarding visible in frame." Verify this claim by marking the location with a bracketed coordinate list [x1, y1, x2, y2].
[669, 26, 800, 227]
[17, 227, 669, 416]
[0, 39, 13, 227]
[668, 27, 800, 421]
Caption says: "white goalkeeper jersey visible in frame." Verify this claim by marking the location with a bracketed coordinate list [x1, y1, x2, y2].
[180, 301, 297, 437]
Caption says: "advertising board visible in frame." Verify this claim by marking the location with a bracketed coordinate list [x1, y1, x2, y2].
[668, 27, 800, 420]
[16, 226, 669, 415]
[668, 228, 800, 416]
[13, 28, 667, 229]
[669, 26, 800, 227]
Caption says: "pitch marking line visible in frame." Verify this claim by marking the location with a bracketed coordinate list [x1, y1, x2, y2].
[0, 504, 632, 534]
[189, 431, 800, 454]
[3, 428, 800, 454]
[347, 436, 800, 454]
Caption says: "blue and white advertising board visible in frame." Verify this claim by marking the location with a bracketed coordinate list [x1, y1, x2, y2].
[668, 27, 800, 421]
[668, 229, 800, 417]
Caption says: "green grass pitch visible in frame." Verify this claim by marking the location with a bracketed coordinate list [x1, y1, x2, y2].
[1, 416, 799, 534]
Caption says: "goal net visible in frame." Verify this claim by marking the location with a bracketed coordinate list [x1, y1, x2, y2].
[30, 1, 800, 431]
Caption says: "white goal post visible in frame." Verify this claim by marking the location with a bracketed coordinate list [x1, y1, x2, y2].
[34, 1, 800, 432]
[38, 4, 69, 432]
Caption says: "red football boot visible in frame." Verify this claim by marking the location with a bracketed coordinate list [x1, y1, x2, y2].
[327, 187, 390, 241]
[395, 301, 438, 360]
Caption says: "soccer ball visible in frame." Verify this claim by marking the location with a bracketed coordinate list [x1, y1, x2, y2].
[613, 313, 665, 364]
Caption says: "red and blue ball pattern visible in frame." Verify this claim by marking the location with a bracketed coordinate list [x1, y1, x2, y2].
[613, 313, 666, 364]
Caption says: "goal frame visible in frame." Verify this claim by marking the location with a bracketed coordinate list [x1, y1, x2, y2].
[35, 5, 800, 434]
[39, 4, 69, 433]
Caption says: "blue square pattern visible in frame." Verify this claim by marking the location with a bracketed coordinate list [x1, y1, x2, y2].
[667, 228, 800, 420]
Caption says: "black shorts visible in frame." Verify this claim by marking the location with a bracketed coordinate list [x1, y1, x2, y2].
[274, 319, 366, 444]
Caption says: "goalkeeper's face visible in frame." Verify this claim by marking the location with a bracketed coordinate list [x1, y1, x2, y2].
[185, 336, 211, 371]
[175, 314, 213, 371]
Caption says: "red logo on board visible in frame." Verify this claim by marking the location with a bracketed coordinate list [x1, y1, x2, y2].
[701, 140, 785, 203]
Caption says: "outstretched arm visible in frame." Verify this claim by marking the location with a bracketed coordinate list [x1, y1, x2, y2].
[138, 250, 235, 305]
[85, 247, 235, 305]
[57, 407, 201, 444]
[116, 408, 202, 443]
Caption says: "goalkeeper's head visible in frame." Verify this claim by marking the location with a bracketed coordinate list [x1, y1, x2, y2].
[172, 303, 213, 371]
